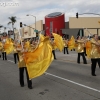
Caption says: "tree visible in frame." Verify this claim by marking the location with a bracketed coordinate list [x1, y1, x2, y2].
[8, 16, 17, 39]
[0, 25, 3, 28]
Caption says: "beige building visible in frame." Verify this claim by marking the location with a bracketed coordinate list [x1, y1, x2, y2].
[20, 20, 43, 39]
[69, 17, 100, 36]
[14, 20, 43, 40]
[14, 17, 100, 40]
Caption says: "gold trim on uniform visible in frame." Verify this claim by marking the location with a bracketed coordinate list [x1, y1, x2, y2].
[76, 40, 84, 53]
[0, 42, 3, 51]
[63, 40, 68, 47]
[90, 38, 100, 59]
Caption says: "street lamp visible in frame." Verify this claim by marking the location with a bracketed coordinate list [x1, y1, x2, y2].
[24, 24, 35, 30]
[76, 12, 100, 18]
[26, 14, 36, 31]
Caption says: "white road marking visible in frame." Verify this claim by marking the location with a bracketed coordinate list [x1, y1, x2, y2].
[7, 59, 100, 93]
[45, 72, 100, 93]
[7, 60, 14, 63]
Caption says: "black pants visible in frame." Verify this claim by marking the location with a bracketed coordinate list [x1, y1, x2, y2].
[19, 67, 32, 88]
[64, 47, 69, 54]
[14, 53, 19, 64]
[2, 52, 7, 60]
[0, 54, 1, 58]
[52, 50, 56, 59]
[77, 52, 87, 64]
[91, 59, 100, 75]
[84, 47, 87, 56]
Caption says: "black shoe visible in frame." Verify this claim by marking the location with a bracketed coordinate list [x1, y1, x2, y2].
[20, 84, 24, 87]
[28, 86, 33, 89]
[84, 63, 87, 64]
[92, 74, 96, 76]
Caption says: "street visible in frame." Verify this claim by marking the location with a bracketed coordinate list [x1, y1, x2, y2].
[0, 50, 100, 100]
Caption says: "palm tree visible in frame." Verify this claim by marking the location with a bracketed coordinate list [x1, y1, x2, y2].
[0, 25, 3, 28]
[8, 16, 17, 39]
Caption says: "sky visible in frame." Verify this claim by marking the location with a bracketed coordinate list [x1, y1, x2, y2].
[0, 0, 100, 32]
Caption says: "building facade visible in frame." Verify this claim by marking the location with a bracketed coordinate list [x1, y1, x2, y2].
[69, 17, 100, 36]
[62, 17, 100, 39]
[45, 12, 65, 36]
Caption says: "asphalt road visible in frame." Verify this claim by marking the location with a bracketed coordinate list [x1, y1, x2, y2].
[0, 50, 100, 100]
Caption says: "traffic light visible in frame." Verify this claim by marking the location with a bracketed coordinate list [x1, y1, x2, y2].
[20, 22, 22, 27]
[76, 12, 78, 18]
[36, 32, 38, 37]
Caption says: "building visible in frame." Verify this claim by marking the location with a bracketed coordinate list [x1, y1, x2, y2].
[44, 12, 100, 39]
[62, 17, 100, 39]
[19, 20, 43, 39]
[17, 12, 100, 40]
[45, 12, 65, 36]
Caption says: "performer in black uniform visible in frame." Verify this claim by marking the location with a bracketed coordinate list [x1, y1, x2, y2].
[17, 40, 33, 89]
[13, 40, 19, 64]
[2, 32, 8, 60]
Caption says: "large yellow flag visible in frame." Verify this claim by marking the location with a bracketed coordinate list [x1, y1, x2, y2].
[39, 34, 45, 42]
[4, 38, 14, 54]
[86, 40, 91, 58]
[52, 33, 64, 52]
[68, 36, 75, 50]
[24, 35, 54, 79]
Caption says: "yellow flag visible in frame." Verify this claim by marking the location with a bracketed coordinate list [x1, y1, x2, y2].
[52, 33, 64, 52]
[68, 36, 75, 50]
[39, 34, 45, 42]
[4, 38, 14, 55]
[24, 36, 54, 79]
[0, 42, 3, 51]
[86, 41, 91, 58]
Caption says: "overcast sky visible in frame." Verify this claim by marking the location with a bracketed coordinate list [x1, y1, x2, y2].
[0, 0, 100, 31]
